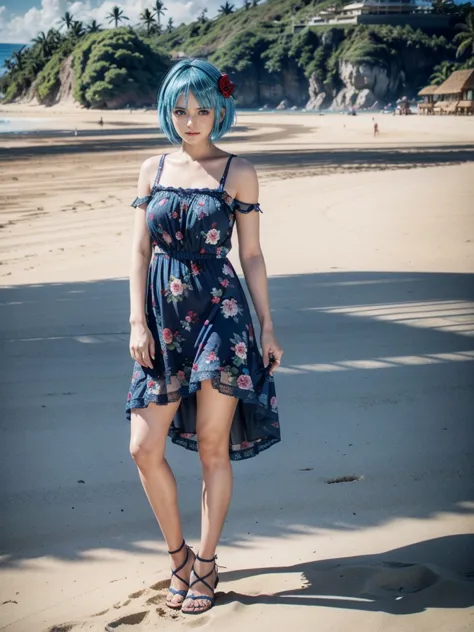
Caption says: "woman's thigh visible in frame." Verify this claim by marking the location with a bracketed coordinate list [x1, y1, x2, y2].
[196, 380, 238, 453]
[130, 400, 181, 458]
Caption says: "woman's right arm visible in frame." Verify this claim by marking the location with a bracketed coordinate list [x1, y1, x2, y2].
[129, 157, 157, 369]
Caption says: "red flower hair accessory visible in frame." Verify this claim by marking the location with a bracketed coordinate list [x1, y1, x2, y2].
[218, 74, 235, 98]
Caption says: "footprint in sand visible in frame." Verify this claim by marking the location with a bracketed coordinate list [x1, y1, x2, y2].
[363, 562, 439, 597]
[104, 611, 149, 631]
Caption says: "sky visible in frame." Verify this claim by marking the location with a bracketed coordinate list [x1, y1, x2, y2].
[0, 0, 230, 43]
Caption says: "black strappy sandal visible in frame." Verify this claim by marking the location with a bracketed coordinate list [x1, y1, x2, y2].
[165, 539, 194, 610]
[181, 553, 220, 615]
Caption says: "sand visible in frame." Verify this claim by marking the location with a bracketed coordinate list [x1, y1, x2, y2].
[0, 105, 473, 632]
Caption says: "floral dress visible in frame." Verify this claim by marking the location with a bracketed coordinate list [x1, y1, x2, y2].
[126, 153, 280, 461]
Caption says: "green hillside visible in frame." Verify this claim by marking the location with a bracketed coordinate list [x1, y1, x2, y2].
[1, 0, 473, 108]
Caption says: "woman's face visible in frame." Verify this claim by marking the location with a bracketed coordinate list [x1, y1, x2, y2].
[172, 90, 221, 144]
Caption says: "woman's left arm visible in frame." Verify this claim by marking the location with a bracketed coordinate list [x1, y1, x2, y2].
[234, 160, 283, 374]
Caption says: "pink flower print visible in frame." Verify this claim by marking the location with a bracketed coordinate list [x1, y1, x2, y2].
[169, 278, 183, 296]
[192, 363, 199, 372]
[198, 212, 205, 220]
[172, 211, 179, 219]
[149, 213, 155, 220]
[237, 374, 253, 390]
[200, 248, 206, 254]
[182, 203, 188, 212]
[162, 328, 173, 344]
[205, 228, 220, 245]
[181, 432, 194, 439]
[270, 396, 278, 409]
[234, 342, 247, 360]
[211, 296, 221, 304]
[222, 263, 234, 277]
[162, 231, 172, 244]
[240, 440, 252, 449]
[176, 231, 183, 240]
[191, 263, 200, 276]
[177, 370, 185, 382]
[221, 298, 239, 318]
[158, 198, 168, 206]
[204, 320, 209, 325]
[220, 278, 230, 288]
[198, 200, 205, 206]
[127, 392, 131, 401]
[147, 379, 156, 388]
[206, 351, 217, 363]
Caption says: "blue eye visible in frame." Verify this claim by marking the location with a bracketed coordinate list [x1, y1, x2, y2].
[199, 110, 210, 115]
[174, 109, 186, 116]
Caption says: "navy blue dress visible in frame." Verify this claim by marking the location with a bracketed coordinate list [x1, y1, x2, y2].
[126, 153, 280, 460]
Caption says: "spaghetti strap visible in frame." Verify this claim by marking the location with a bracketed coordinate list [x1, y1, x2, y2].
[219, 154, 235, 191]
[152, 154, 167, 189]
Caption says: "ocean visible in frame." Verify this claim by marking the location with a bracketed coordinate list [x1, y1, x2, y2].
[0, 42, 27, 77]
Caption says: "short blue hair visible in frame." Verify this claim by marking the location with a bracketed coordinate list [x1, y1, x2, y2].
[157, 59, 237, 145]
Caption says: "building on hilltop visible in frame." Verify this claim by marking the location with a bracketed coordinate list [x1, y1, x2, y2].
[295, 0, 451, 30]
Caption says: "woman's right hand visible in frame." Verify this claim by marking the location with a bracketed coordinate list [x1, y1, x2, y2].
[130, 321, 155, 369]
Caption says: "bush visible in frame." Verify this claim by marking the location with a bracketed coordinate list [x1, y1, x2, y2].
[73, 28, 170, 108]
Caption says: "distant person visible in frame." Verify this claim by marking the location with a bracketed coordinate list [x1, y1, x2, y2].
[126, 59, 283, 615]
[373, 121, 379, 137]
[98, 116, 104, 126]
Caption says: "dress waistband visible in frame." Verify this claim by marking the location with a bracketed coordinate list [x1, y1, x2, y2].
[153, 244, 219, 261]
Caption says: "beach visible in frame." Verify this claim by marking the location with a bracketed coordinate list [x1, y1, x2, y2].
[0, 105, 473, 631]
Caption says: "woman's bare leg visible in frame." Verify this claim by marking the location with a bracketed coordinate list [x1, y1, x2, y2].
[129, 400, 194, 606]
[182, 380, 238, 613]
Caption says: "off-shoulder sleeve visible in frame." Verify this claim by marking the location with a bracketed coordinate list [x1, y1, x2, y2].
[233, 199, 263, 214]
[131, 194, 152, 209]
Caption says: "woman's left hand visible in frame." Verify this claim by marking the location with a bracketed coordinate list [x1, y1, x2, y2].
[261, 328, 284, 375]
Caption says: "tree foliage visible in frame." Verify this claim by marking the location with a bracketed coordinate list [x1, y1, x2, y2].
[72, 28, 170, 108]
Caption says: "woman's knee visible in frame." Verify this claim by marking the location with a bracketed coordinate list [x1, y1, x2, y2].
[198, 439, 230, 468]
[129, 438, 164, 469]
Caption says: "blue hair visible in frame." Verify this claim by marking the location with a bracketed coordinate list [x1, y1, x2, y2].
[157, 59, 237, 145]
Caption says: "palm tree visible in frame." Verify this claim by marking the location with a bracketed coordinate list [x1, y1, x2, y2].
[106, 6, 130, 28]
[86, 20, 102, 33]
[154, 1, 167, 30]
[70, 20, 85, 38]
[430, 61, 456, 85]
[219, 2, 235, 16]
[32, 32, 52, 57]
[455, 12, 474, 58]
[11, 46, 27, 72]
[167, 17, 174, 32]
[59, 11, 74, 31]
[198, 8, 208, 24]
[140, 9, 156, 35]
[243, 0, 251, 8]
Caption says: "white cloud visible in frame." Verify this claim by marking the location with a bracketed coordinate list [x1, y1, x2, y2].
[0, 0, 225, 43]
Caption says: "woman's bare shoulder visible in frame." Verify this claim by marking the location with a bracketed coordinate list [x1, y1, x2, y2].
[138, 154, 165, 189]
[230, 156, 259, 201]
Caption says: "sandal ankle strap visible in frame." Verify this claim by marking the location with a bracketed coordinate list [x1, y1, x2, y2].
[196, 553, 217, 563]
[168, 538, 186, 555]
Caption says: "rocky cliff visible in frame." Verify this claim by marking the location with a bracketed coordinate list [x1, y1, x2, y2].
[306, 60, 403, 111]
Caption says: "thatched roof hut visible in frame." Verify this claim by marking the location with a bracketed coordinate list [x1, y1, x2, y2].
[418, 85, 439, 96]
[435, 69, 474, 97]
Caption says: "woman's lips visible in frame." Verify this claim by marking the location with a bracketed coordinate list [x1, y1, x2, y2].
[186, 132, 200, 135]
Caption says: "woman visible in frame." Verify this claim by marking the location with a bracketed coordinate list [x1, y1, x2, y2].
[126, 58, 283, 615]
